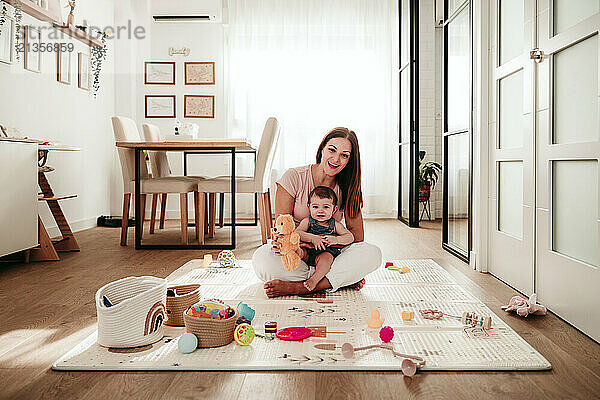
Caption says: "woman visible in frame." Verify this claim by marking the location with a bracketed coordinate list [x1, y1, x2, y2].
[252, 127, 382, 297]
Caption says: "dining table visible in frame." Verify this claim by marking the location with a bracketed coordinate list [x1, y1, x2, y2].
[115, 139, 255, 250]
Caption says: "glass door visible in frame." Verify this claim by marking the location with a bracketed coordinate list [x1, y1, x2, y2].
[398, 0, 419, 226]
[535, 0, 600, 342]
[442, 0, 472, 261]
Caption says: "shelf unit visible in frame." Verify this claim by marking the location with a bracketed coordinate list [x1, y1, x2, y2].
[3, 0, 104, 48]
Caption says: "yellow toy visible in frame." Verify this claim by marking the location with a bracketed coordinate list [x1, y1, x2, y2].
[273, 214, 301, 271]
[365, 309, 385, 329]
[402, 311, 415, 321]
[234, 323, 255, 346]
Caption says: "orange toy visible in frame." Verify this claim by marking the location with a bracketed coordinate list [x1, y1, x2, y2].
[273, 214, 301, 271]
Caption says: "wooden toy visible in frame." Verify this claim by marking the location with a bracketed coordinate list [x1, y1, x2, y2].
[264, 321, 277, 340]
[402, 311, 414, 321]
[419, 309, 492, 329]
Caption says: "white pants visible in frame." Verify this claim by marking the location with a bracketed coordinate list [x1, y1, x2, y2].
[251, 241, 382, 292]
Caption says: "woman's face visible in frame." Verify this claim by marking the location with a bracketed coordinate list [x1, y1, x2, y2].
[320, 137, 352, 176]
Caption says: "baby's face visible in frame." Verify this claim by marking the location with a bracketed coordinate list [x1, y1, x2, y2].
[309, 197, 336, 222]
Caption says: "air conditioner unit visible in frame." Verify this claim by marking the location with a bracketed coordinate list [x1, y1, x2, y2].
[151, 0, 223, 23]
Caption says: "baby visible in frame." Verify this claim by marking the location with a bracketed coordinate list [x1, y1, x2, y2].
[296, 186, 354, 291]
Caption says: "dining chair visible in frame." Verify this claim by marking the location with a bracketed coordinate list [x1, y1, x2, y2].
[112, 117, 206, 245]
[194, 117, 281, 244]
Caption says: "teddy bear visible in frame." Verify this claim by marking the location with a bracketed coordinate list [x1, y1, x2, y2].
[272, 214, 301, 271]
[502, 293, 547, 317]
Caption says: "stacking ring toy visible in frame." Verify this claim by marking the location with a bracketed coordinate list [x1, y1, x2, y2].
[234, 323, 255, 346]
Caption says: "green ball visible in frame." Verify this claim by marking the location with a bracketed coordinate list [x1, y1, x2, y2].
[178, 333, 198, 354]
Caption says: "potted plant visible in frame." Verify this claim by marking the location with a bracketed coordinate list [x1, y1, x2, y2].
[417, 151, 442, 202]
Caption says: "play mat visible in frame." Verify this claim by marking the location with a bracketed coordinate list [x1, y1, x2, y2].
[53, 259, 551, 371]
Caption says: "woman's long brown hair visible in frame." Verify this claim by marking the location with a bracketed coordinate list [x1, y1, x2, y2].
[316, 127, 363, 218]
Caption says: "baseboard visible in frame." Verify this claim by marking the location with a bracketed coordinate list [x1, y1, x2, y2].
[46, 217, 98, 238]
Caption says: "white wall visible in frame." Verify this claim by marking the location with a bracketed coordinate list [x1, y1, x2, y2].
[0, 0, 118, 237]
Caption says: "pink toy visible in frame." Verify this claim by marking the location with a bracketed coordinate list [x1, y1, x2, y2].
[379, 326, 394, 342]
[276, 327, 313, 341]
[502, 294, 547, 317]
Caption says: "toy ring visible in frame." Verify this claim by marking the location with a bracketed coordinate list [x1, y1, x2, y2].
[275, 327, 312, 341]
[234, 323, 255, 346]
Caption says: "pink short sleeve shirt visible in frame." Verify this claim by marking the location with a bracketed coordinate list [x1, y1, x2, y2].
[276, 165, 344, 224]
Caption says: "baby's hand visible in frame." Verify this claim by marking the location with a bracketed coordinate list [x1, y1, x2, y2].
[321, 235, 338, 246]
[311, 235, 327, 251]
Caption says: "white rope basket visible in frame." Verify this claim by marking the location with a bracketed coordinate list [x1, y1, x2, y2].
[96, 276, 167, 348]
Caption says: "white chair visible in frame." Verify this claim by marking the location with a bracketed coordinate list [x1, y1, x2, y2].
[194, 117, 281, 244]
[112, 117, 205, 245]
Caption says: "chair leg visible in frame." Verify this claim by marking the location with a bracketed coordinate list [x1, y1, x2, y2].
[218, 193, 225, 227]
[208, 193, 216, 238]
[149, 194, 158, 234]
[159, 193, 167, 229]
[257, 192, 268, 244]
[120, 193, 131, 246]
[180, 193, 188, 244]
[204, 193, 209, 232]
[265, 189, 273, 239]
[195, 192, 206, 245]
[140, 194, 147, 239]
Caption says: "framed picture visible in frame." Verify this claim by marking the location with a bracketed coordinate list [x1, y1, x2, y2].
[144, 61, 176, 85]
[57, 46, 71, 84]
[24, 26, 41, 73]
[184, 95, 215, 118]
[185, 62, 215, 85]
[0, 15, 14, 64]
[78, 52, 90, 90]
[145, 95, 176, 118]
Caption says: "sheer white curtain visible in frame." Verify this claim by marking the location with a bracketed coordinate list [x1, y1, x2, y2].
[225, 0, 399, 217]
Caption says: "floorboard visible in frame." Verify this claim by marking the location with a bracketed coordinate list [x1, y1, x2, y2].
[0, 220, 598, 400]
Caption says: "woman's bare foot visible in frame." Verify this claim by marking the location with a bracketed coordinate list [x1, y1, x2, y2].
[264, 279, 309, 298]
[351, 278, 366, 291]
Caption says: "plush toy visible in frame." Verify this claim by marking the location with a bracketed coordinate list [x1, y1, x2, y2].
[502, 293, 547, 317]
[273, 214, 301, 271]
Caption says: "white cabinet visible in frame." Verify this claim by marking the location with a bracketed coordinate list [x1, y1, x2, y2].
[0, 142, 38, 257]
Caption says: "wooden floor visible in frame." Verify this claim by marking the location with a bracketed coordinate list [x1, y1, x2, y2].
[0, 220, 599, 400]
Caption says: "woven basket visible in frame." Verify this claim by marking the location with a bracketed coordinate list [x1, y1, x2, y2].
[96, 276, 167, 348]
[184, 307, 239, 348]
[165, 284, 201, 326]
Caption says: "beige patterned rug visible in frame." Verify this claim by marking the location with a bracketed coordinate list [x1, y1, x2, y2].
[53, 259, 551, 371]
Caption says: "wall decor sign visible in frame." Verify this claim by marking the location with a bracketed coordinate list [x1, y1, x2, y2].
[78, 52, 90, 91]
[185, 62, 215, 85]
[169, 47, 190, 57]
[184, 95, 214, 118]
[0, 15, 14, 64]
[144, 61, 175, 85]
[57, 46, 71, 84]
[23, 26, 41, 73]
[145, 95, 176, 118]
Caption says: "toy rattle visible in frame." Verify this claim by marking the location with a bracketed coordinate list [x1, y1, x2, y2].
[419, 309, 492, 329]
[234, 323, 255, 346]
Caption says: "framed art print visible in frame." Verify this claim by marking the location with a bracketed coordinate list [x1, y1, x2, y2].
[24, 26, 41, 73]
[145, 95, 176, 118]
[184, 95, 214, 118]
[184, 62, 215, 85]
[0, 15, 14, 64]
[144, 61, 176, 85]
[78, 52, 90, 90]
[57, 46, 71, 84]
